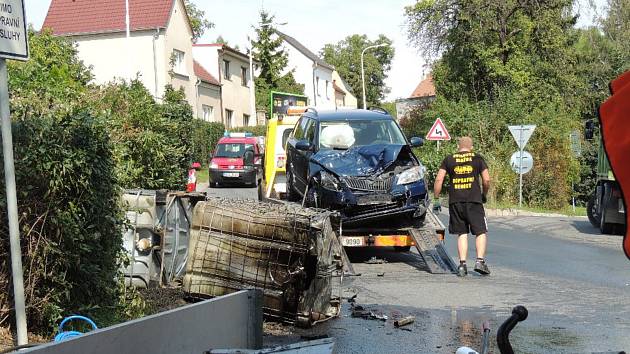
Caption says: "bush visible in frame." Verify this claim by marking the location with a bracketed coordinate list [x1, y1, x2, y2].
[191, 120, 225, 164]
[0, 111, 122, 331]
[401, 90, 580, 209]
[231, 125, 267, 137]
[91, 81, 194, 190]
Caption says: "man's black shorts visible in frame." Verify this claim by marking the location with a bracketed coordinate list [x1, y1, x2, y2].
[448, 202, 487, 236]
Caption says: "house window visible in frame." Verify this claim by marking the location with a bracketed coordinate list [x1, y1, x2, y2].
[173, 50, 186, 75]
[223, 60, 230, 80]
[225, 109, 233, 128]
[241, 67, 248, 86]
[202, 105, 213, 122]
[243, 114, 250, 127]
[316, 77, 320, 96]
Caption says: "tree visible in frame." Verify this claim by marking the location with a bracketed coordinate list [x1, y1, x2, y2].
[321, 35, 394, 108]
[251, 11, 304, 112]
[405, 0, 580, 104]
[404, 0, 587, 209]
[185, 0, 214, 42]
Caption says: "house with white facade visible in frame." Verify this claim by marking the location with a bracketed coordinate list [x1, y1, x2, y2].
[42, 0, 212, 117]
[332, 70, 358, 109]
[193, 44, 256, 128]
[276, 31, 336, 109]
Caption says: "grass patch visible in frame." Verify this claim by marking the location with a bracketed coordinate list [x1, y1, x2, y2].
[196, 167, 208, 184]
[486, 200, 587, 217]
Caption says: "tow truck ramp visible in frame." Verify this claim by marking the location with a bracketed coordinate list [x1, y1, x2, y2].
[408, 211, 458, 274]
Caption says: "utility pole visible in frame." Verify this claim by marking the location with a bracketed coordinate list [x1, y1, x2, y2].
[360, 43, 388, 109]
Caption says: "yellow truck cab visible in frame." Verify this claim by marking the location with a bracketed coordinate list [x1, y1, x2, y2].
[262, 107, 303, 199]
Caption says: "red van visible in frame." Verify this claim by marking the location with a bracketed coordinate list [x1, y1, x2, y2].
[209, 133, 263, 187]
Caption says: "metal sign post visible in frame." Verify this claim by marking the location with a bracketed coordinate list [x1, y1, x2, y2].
[0, 0, 29, 345]
[508, 125, 536, 208]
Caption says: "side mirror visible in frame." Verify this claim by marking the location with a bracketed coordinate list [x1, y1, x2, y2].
[410, 137, 424, 147]
[295, 140, 312, 152]
[584, 120, 594, 140]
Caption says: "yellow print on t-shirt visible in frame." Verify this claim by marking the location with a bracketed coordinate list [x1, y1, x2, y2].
[454, 183, 473, 189]
[454, 165, 473, 175]
[454, 152, 474, 163]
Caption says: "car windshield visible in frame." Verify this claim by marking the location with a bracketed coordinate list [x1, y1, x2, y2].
[214, 143, 254, 158]
[319, 120, 407, 149]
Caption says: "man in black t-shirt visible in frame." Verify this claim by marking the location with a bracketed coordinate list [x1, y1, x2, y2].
[433, 137, 491, 277]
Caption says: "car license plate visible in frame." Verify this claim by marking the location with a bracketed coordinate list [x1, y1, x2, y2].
[341, 237, 364, 247]
[357, 194, 391, 205]
[223, 172, 239, 178]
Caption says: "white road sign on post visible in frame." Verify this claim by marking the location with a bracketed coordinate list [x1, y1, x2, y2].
[426, 118, 451, 151]
[508, 124, 536, 208]
[0, 0, 29, 61]
[510, 151, 533, 174]
[0, 0, 29, 346]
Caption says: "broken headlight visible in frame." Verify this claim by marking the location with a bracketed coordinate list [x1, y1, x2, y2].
[319, 171, 340, 191]
[396, 166, 424, 185]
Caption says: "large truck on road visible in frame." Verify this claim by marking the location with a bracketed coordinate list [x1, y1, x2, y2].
[586, 123, 626, 234]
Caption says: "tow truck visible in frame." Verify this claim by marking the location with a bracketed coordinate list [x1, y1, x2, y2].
[260, 104, 457, 274]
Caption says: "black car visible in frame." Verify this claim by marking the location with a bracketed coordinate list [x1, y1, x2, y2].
[285, 108, 428, 229]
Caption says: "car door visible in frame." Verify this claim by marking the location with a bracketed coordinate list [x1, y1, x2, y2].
[287, 117, 308, 193]
[299, 119, 317, 190]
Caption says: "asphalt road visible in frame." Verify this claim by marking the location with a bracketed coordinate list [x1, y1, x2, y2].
[206, 185, 630, 353]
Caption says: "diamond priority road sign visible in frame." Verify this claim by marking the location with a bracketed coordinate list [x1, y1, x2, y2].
[0, 0, 28, 61]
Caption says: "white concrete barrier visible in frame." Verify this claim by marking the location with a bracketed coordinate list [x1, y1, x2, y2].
[21, 289, 263, 354]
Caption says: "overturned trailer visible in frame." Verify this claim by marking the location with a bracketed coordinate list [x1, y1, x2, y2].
[183, 198, 344, 327]
[121, 190, 206, 288]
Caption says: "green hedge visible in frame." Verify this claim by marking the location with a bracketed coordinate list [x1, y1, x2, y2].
[0, 111, 122, 331]
[231, 125, 267, 137]
[191, 120, 225, 164]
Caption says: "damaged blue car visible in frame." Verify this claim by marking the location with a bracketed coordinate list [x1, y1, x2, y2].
[285, 108, 428, 229]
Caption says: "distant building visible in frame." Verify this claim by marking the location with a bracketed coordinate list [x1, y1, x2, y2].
[276, 30, 336, 109]
[193, 60, 222, 123]
[332, 70, 358, 109]
[42, 0, 212, 117]
[395, 75, 436, 120]
[193, 44, 257, 128]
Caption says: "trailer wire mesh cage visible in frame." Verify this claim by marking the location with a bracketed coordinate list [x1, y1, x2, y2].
[183, 198, 343, 326]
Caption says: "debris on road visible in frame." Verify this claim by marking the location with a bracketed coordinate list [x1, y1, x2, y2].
[183, 198, 344, 327]
[208, 337, 335, 354]
[350, 304, 388, 321]
[394, 316, 415, 328]
[365, 256, 387, 264]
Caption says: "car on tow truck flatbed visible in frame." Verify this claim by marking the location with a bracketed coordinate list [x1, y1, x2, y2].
[285, 108, 428, 230]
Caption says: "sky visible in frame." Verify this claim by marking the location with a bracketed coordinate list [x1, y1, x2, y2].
[26, 0, 605, 101]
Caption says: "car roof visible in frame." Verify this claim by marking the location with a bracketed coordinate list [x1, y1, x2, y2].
[303, 109, 394, 122]
[217, 137, 258, 144]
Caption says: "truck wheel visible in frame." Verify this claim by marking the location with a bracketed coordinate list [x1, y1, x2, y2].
[600, 207, 614, 234]
[587, 195, 600, 228]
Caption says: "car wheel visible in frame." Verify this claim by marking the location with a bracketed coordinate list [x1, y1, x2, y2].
[586, 194, 600, 228]
[257, 182, 265, 201]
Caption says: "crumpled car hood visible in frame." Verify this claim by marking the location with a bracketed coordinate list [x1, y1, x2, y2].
[309, 144, 410, 177]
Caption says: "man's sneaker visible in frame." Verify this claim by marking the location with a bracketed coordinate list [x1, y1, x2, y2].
[474, 260, 490, 275]
[457, 263, 467, 277]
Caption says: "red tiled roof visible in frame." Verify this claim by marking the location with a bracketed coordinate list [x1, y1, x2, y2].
[194, 61, 220, 86]
[43, 0, 175, 36]
[410, 75, 436, 98]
